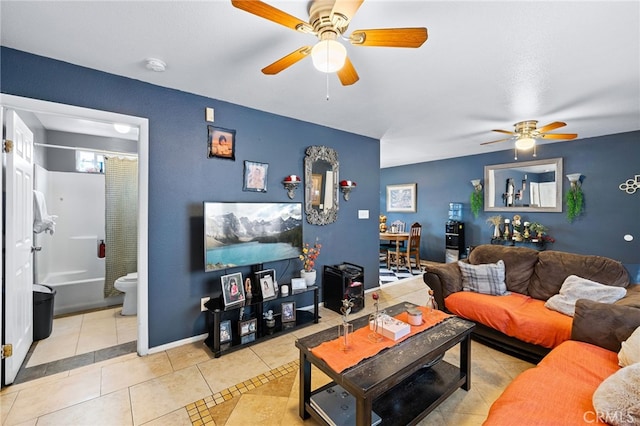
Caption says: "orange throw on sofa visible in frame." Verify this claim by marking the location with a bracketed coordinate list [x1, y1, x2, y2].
[445, 292, 572, 348]
[484, 340, 620, 425]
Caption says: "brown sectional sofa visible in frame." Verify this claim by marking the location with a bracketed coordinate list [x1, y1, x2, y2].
[423, 244, 640, 424]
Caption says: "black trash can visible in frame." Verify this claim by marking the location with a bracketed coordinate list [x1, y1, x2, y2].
[33, 284, 56, 340]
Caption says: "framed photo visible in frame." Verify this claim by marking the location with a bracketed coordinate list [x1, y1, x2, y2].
[221, 272, 245, 307]
[243, 161, 268, 192]
[254, 269, 276, 299]
[241, 333, 256, 344]
[239, 318, 257, 336]
[259, 274, 276, 299]
[311, 174, 323, 206]
[386, 183, 417, 213]
[291, 278, 306, 292]
[219, 320, 232, 343]
[281, 301, 296, 323]
[208, 125, 236, 160]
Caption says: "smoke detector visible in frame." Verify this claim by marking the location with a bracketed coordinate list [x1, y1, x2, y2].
[145, 58, 166, 72]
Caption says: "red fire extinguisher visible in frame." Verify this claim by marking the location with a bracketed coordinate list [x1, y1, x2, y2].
[98, 240, 106, 258]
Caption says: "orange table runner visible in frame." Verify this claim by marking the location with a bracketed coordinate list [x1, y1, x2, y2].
[311, 306, 452, 373]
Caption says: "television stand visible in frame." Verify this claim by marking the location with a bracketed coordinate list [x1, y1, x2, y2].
[204, 284, 319, 357]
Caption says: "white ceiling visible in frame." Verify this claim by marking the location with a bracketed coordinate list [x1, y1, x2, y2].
[2, 1, 638, 168]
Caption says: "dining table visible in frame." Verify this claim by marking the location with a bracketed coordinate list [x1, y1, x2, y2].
[379, 232, 409, 270]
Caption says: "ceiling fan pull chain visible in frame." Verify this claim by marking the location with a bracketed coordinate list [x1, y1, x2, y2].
[326, 73, 330, 101]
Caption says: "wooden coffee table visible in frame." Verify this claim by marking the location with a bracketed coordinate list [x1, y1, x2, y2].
[295, 302, 475, 426]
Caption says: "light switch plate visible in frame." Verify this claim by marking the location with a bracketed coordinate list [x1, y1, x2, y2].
[205, 107, 214, 122]
[358, 210, 369, 219]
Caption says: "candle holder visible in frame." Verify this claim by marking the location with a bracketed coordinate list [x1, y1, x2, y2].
[340, 180, 356, 201]
[368, 292, 384, 342]
[282, 175, 301, 199]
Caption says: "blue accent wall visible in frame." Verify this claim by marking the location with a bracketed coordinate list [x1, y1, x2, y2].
[381, 132, 640, 280]
[1, 47, 381, 347]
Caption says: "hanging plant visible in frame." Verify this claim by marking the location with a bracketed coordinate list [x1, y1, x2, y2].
[566, 185, 584, 222]
[470, 190, 483, 219]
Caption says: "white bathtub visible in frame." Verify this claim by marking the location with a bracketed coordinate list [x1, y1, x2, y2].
[41, 270, 123, 316]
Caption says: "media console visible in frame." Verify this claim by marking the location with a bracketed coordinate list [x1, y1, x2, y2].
[204, 285, 319, 357]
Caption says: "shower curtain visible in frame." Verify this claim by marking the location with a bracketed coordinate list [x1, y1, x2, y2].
[104, 156, 138, 297]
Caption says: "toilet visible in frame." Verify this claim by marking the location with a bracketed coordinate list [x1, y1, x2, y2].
[114, 272, 138, 315]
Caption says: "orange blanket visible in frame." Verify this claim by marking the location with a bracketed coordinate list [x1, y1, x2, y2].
[484, 340, 619, 425]
[311, 307, 451, 373]
[445, 292, 572, 348]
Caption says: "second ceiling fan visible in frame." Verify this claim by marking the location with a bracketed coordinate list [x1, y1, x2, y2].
[231, 0, 428, 85]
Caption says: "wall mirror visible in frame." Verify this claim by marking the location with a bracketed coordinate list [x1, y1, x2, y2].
[484, 157, 563, 212]
[304, 145, 339, 225]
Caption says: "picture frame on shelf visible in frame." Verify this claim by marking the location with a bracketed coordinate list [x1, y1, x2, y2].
[239, 318, 257, 336]
[281, 301, 296, 323]
[291, 278, 306, 292]
[219, 320, 232, 344]
[240, 333, 256, 344]
[386, 183, 417, 212]
[221, 272, 245, 307]
[256, 270, 277, 299]
[208, 125, 236, 160]
[243, 160, 269, 192]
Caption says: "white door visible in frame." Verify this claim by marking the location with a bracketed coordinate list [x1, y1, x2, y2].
[3, 110, 35, 385]
[0, 106, 4, 385]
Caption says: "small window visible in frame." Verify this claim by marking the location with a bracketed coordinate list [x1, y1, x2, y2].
[75, 150, 104, 173]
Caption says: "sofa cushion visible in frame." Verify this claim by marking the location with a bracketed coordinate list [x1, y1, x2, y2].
[445, 292, 572, 348]
[468, 245, 538, 294]
[458, 260, 508, 295]
[592, 363, 640, 426]
[544, 275, 627, 316]
[618, 325, 640, 367]
[484, 340, 619, 426]
[571, 299, 640, 352]
[529, 250, 629, 301]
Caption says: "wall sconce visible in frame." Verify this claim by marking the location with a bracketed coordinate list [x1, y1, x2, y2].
[282, 175, 301, 199]
[566, 173, 582, 188]
[340, 180, 356, 201]
[470, 179, 483, 219]
[470, 179, 482, 191]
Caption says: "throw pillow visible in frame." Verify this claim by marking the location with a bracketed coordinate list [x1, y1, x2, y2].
[619, 325, 640, 367]
[457, 260, 508, 295]
[592, 363, 640, 426]
[545, 275, 627, 317]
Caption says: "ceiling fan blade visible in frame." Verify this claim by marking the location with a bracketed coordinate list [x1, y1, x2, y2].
[331, 0, 364, 25]
[231, 0, 312, 32]
[492, 129, 516, 135]
[537, 121, 567, 133]
[539, 133, 578, 140]
[261, 47, 312, 75]
[349, 28, 428, 48]
[480, 137, 512, 146]
[337, 56, 359, 86]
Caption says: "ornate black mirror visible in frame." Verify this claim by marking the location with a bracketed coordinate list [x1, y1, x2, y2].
[304, 145, 339, 225]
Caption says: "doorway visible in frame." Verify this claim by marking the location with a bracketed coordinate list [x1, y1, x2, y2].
[0, 94, 149, 387]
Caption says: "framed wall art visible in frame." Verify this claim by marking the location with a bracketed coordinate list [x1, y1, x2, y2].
[386, 183, 417, 213]
[208, 125, 236, 160]
[243, 160, 268, 192]
[221, 272, 245, 307]
[281, 301, 296, 323]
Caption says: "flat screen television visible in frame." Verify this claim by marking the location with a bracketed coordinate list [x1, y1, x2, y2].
[204, 202, 303, 272]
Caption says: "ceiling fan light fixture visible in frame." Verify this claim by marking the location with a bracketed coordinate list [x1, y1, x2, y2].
[311, 39, 347, 73]
[515, 136, 536, 150]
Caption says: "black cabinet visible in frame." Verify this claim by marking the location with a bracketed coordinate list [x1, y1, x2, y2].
[322, 263, 365, 314]
[204, 285, 319, 357]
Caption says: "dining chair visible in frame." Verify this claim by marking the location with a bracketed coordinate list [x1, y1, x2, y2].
[386, 222, 421, 271]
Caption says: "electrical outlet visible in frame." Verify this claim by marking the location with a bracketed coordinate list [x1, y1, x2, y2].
[201, 296, 210, 312]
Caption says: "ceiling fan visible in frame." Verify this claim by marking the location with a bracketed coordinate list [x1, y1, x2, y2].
[481, 120, 578, 156]
[230, 0, 428, 85]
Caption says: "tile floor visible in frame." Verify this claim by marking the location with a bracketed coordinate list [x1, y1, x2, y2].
[0, 276, 534, 425]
